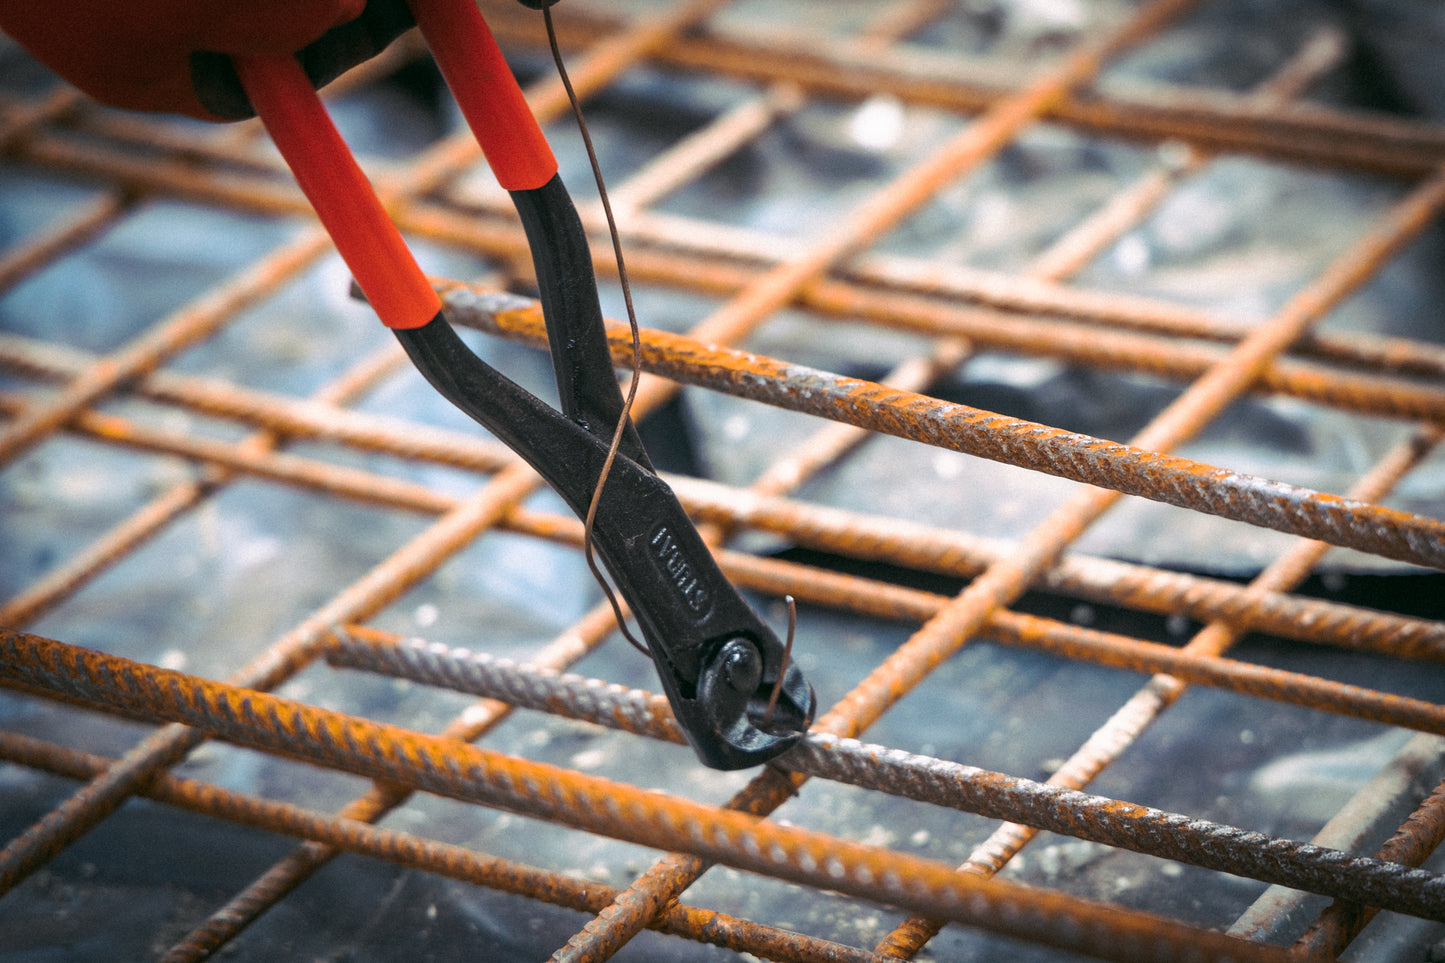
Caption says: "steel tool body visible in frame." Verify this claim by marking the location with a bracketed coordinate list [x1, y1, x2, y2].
[222, 0, 814, 769]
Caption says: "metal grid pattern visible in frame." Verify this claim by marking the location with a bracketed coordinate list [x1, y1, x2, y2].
[1, 0, 1444, 959]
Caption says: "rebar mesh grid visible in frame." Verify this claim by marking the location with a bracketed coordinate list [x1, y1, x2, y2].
[1, 1, 1444, 960]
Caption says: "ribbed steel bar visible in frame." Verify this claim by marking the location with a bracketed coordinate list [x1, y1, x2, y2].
[17, 117, 1445, 397]
[489, 1, 1445, 178]
[1228, 732, 1445, 944]
[422, 188, 1445, 389]
[0, 732, 874, 963]
[875, 421, 1445, 958]
[324, 625, 1445, 924]
[580, 0, 1204, 429]
[738, 0, 1329, 516]
[488, 509, 1445, 742]
[1025, 23, 1347, 282]
[0, 342, 417, 628]
[153, 5, 762, 955]
[0, 84, 80, 147]
[670, 477, 1445, 660]
[0, 332, 518, 474]
[825, 129, 1445, 963]
[0, 191, 129, 293]
[0, 627, 1295, 963]
[550, 3, 1221, 949]
[0, 462, 538, 897]
[804, 282, 1445, 423]
[843, 255, 1445, 382]
[162, 604, 634, 963]
[441, 282, 1445, 570]
[5, 332, 1436, 661]
[0, 227, 332, 468]
[1294, 776, 1445, 957]
[18, 355, 1434, 704]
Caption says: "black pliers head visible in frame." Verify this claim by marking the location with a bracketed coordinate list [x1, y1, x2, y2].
[229, 0, 814, 769]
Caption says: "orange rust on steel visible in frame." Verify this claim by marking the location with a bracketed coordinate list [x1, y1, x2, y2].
[552, 2, 1211, 956]
[0, 227, 332, 469]
[5, 335, 1436, 663]
[0, 629, 1294, 963]
[0, 341, 435, 628]
[849, 160, 1445, 963]
[1296, 778, 1445, 959]
[0, 463, 538, 897]
[7, 313, 1437, 653]
[877, 425, 1445, 958]
[0, 392, 460, 515]
[804, 282, 1445, 422]
[1025, 24, 1346, 282]
[580, 0, 1203, 430]
[0, 733, 873, 963]
[489, 2, 1445, 179]
[165, 604, 656, 963]
[0, 0, 720, 466]
[676, 547, 1445, 736]
[0, 192, 130, 293]
[0, 85, 82, 149]
[22, 117, 1445, 392]
[427, 172, 1445, 386]
[324, 626, 1445, 917]
[0, 333, 519, 474]
[442, 285, 1445, 570]
[669, 476, 1445, 660]
[411, 193, 1445, 386]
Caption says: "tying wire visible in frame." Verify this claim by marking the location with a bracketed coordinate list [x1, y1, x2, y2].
[541, 14, 806, 722]
[542, 3, 650, 658]
[763, 595, 796, 726]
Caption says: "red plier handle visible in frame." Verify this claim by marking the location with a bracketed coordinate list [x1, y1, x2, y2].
[233, 0, 555, 329]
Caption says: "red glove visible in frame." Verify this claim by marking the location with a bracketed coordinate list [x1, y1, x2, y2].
[0, 0, 366, 119]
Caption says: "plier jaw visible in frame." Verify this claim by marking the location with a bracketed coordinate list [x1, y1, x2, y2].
[231, 0, 814, 769]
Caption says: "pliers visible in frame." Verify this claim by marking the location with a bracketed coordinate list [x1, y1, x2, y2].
[218, 0, 814, 769]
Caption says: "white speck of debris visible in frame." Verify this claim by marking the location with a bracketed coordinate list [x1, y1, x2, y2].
[158, 649, 188, 671]
[1112, 234, 1150, 276]
[847, 94, 905, 152]
[414, 603, 440, 628]
[1165, 613, 1192, 636]
[1239, 729, 1256, 745]
[460, 704, 492, 729]
[426, 903, 437, 920]
[910, 829, 931, 847]
[1069, 604, 1095, 626]
[931, 450, 967, 480]
[860, 824, 896, 848]
[1160, 862, 1184, 878]
[723, 414, 751, 442]
[571, 747, 609, 770]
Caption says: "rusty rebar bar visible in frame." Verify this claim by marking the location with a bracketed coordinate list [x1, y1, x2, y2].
[875, 403, 1445, 959]
[5, 338, 1436, 663]
[323, 626, 1445, 922]
[0, 730, 874, 963]
[17, 112, 1445, 398]
[0, 627, 1295, 963]
[1293, 776, 1445, 957]
[441, 283, 1445, 571]
[488, 2, 1445, 178]
[0, 462, 538, 897]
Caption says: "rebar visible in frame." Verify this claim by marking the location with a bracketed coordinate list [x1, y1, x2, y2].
[0, 627, 1295, 963]
[1, 1, 1443, 959]
[323, 626, 1445, 921]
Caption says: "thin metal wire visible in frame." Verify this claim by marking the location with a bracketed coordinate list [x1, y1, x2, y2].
[543, 1, 652, 659]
